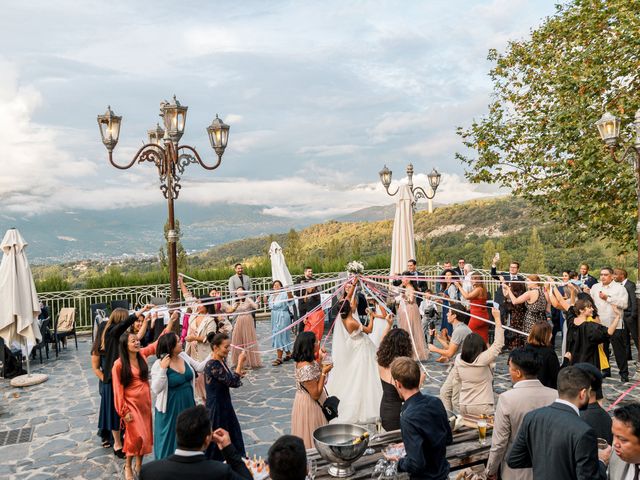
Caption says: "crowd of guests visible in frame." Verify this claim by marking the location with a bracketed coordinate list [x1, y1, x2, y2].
[87, 258, 640, 480]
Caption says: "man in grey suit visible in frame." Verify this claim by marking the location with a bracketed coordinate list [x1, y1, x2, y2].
[228, 263, 252, 294]
[607, 403, 640, 480]
[228, 262, 255, 325]
[485, 348, 557, 480]
[507, 366, 608, 479]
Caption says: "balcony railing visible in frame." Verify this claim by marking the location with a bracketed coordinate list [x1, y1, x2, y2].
[38, 266, 557, 331]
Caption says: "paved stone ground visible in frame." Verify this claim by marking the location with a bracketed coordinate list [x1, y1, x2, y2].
[1, 320, 639, 479]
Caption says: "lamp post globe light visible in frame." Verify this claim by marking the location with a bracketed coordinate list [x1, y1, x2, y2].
[97, 96, 230, 304]
[595, 108, 640, 358]
[379, 163, 441, 211]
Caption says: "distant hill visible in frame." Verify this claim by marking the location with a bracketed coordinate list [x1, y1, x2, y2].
[190, 196, 634, 275]
[32, 196, 636, 287]
[334, 202, 435, 223]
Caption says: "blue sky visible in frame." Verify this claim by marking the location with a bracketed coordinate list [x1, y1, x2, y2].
[0, 0, 558, 219]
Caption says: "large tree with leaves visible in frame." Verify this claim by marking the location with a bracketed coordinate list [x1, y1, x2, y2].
[457, 0, 640, 250]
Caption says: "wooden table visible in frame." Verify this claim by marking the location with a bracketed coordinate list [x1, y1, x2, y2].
[309, 428, 491, 480]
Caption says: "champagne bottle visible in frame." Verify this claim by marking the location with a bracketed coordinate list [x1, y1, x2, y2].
[338, 431, 369, 446]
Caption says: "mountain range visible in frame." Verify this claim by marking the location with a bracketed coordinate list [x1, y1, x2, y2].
[4, 201, 404, 264]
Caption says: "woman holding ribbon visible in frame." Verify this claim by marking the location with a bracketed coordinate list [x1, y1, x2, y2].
[268, 280, 294, 366]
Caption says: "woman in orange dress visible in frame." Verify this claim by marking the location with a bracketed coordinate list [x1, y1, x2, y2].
[456, 273, 490, 344]
[112, 312, 176, 479]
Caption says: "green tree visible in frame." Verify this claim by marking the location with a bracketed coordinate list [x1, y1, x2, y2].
[523, 228, 546, 273]
[285, 229, 301, 266]
[457, 0, 639, 250]
[482, 239, 496, 269]
[159, 218, 187, 271]
[351, 236, 362, 260]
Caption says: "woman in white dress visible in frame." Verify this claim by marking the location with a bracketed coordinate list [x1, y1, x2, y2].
[326, 283, 383, 424]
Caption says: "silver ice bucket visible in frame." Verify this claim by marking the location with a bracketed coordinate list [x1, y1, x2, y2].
[313, 424, 370, 478]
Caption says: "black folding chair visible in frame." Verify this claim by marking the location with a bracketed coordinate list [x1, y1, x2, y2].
[110, 299, 130, 311]
[31, 318, 52, 363]
[53, 308, 78, 357]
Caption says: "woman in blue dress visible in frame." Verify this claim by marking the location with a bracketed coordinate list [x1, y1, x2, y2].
[151, 332, 209, 460]
[204, 332, 247, 461]
[268, 280, 294, 366]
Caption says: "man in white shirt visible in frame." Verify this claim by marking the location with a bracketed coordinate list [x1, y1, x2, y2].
[460, 264, 474, 308]
[591, 267, 629, 382]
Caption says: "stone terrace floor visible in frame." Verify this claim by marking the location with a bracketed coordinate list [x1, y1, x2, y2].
[1, 320, 639, 479]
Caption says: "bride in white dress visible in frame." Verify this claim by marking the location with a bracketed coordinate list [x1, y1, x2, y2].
[326, 283, 383, 424]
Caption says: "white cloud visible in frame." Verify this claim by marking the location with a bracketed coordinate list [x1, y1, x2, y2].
[0, 57, 97, 212]
[296, 144, 369, 157]
[57, 236, 77, 242]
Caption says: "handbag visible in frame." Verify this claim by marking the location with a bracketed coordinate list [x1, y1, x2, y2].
[300, 383, 340, 421]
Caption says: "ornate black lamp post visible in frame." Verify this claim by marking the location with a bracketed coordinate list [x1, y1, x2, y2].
[97, 96, 230, 302]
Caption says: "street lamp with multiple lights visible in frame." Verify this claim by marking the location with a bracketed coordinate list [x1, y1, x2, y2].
[97, 96, 230, 303]
[379, 163, 442, 211]
[595, 108, 640, 356]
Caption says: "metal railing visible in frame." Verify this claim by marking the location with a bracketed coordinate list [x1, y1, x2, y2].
[38, 266, 559, 331]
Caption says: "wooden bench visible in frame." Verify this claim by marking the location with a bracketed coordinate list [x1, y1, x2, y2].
[309, 427, 491, 480]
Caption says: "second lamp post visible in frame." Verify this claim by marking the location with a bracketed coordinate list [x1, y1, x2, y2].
[379, 163, 441, 211]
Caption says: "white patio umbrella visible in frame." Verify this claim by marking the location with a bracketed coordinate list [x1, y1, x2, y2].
[268, 241, 293, 287]
[0, 228, 48, 386]
[390, 185, 416, 277]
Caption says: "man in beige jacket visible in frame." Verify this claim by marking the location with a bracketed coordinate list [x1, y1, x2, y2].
[485, 348, 557, 480]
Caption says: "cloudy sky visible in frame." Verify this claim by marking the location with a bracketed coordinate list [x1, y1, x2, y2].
[0, 0, 557, 220]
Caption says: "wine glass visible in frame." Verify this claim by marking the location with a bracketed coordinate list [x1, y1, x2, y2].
[363, 423, 377, 455]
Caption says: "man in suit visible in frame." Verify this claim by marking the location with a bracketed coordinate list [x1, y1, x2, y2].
[390, 356, 452, 480]
[228, 262, 255, 325]
[579, 263, 598, 289]
[268, 435, 307, 480]
[507, 366, 608, 479]
[576, 363, 612, 444]
[491, 258, 526, 349]
[607, 403, 640, 479]
[140, 405, 252, 480]
[453, 258, 465, 278]
[485, 348, 558, 480]
[614, 268, 639, 364]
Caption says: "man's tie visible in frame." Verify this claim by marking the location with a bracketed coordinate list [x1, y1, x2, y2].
[238, 274, 243, 287]
[633, 464, 639, 480]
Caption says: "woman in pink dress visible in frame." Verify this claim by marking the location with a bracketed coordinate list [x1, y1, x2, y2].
[291, 331, 332, 448]
[230, 287, 263, 368]
[396, 281, 428, 361]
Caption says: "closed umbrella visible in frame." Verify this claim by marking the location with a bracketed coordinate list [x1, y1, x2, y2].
[269, 241, 293, 286]
[390, 185, 416, 277]
[0, 228, 48, 386]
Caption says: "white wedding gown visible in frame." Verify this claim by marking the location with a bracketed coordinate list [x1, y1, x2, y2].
[326, 314, 383, 424]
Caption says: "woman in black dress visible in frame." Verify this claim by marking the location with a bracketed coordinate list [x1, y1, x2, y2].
[204, 332, 247, 460]
[550, 287, 622, 369]
[524, 321, 559, 389]
[376, 327, 412, 431]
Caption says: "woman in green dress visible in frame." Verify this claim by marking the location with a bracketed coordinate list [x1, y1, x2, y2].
[151, 331, 208, 459]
